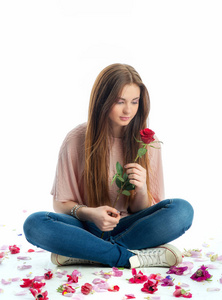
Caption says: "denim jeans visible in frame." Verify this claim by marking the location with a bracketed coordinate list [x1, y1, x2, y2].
[23, 198, 194, 267]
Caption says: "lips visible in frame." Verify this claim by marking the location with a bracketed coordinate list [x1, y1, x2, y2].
[120, 117, 130, 121]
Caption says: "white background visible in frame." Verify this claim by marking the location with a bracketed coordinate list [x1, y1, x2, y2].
[0, 0, 221, 234]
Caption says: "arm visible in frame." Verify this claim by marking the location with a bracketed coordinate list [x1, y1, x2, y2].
[53, 197, 120, 231]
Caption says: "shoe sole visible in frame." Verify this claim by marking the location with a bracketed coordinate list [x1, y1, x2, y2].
[51, 253, 104, 267]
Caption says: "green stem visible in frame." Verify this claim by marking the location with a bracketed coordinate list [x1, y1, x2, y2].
[135, 144, 147, 162]
[113, 192, 120, 208]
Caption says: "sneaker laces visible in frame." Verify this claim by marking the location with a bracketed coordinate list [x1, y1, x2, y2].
[131, 248, 166, 267]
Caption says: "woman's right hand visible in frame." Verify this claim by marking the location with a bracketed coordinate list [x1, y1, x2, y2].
[88, 206, 120, 231]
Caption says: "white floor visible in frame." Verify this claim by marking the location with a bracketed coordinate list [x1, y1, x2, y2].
[0, 211, 222, 300]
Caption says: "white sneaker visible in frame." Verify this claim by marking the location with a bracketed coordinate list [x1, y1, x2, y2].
[51, 253, 104, 267]
[129, 244, 182, 268]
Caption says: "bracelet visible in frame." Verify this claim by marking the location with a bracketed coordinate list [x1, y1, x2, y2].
[71, 204, 87, 220]
[70, 205, 78, 217]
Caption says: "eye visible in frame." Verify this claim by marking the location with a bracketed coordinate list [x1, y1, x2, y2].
[132, 99, 139, 104]
[116, 100, 124, 104]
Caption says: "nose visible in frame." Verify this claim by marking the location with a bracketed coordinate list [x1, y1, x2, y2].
[123, 103, 131, 114]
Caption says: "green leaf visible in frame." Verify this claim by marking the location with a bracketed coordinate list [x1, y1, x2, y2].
[123, 172, 128, 181]
[125, 183, 135, 190]
[111, 174, 118, 185]
[115, 177, 122, 189]
[122, 190, 131, 196]
[138, 147, 147, 157]
[118, 175, 125, 182]
[116, 162, 123, 176]
[124, 179, 135, 190]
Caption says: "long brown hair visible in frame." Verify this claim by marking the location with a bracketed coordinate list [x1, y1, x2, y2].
[85, 63, 151, 207]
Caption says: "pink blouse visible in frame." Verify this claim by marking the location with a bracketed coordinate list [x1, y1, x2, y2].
[51, 123, 165, 217]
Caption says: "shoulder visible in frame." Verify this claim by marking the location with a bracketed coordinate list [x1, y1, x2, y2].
[60, 123, 87, 154]
[65, 123, 86, 143]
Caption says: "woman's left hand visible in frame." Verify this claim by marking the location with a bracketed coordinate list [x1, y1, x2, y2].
[124, 163, 147, 195]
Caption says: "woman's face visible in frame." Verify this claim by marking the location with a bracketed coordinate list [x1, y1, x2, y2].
[109, 83, 140, 137]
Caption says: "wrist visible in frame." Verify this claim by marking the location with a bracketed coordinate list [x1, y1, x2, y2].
[76, 206, 94, 222]
[135, 185, 148, 197]
[71, 204, 87, 221]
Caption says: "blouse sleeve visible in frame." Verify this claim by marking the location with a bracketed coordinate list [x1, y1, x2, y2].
[148, 136, 165, 204]
[51, 125, 86, 204]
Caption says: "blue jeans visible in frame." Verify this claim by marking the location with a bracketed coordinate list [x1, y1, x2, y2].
[23, 199, 194, 268]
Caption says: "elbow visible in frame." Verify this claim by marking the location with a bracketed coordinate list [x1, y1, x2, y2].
[53, 198, 63, 213]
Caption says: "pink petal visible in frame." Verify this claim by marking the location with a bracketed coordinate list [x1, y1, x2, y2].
[194, 258, 208, 262]
[179, 261, 194, 270]
[112, 267, 123, 277]
[190, 250, 202, 257]
[11, 278, 20, 282]
[17, 256, 31, 260]
[180, 283, 190, 288]
[93, 285, 109, 292]
[125, 294, 136, 299]
[219, 277, 222, 284]
[70, 295, 85, 300]
[205, 264, 218, 269]
[14, 290, 29, 296]
[1, 279, 11, 285]
[92, 278, 106, 285]
[33, 276, 45, 281]
[17, 265, 32, 270]
[0, 245, 8, 250]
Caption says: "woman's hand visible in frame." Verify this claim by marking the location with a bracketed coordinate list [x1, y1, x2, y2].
[88, 206, 120, 232]
[124, 163, 147, 195]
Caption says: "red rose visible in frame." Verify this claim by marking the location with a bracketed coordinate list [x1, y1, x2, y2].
[140, 128, 155, 144]
[81, 283, 93, 295]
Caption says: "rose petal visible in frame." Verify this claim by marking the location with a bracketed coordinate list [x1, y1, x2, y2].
[205, 264, 218, 269]
[194, 258, 208, 262]
[11, 277, 20, 282]
[14, 290, 29, 296]
[1, 279, 11, 285]
[206, 252, 215, 257]
[0, 245, 8, 250]
[125, 294, 136, 299]
[180, 283, 190, 288]
[17, 265, 32, 270]
[33, 276, 45, 281]
[17, 256, 31, 260]
[112, 267, 123, 277]
[70, 295, 85, 300]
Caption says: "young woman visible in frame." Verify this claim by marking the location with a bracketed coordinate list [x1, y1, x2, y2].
[23, 63, 194, 268]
